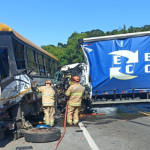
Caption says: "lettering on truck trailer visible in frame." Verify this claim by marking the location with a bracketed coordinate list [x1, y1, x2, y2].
[109, 50, 150, 80]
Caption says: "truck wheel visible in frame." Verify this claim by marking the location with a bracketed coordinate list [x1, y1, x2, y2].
[24, 128, 61, 143]
[80, 100, 87, 113]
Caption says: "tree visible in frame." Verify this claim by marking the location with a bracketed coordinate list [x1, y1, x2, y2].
[60, 32, 88, 65]
[119, 25, 127, 34]
[128, 26, 135, 33]
[57, 42, 67, 48]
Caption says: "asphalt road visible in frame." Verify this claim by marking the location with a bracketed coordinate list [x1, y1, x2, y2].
[81, 116, 150, 150]
[0, 114, 150, 150]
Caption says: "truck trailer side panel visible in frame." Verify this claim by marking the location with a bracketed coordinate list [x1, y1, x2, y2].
[81, 34, 150, 96]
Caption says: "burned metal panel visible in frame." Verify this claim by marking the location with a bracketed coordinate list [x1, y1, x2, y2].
[1, 76, 14, 91]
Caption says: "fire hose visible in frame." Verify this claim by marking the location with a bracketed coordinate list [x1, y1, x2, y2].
[53, 100, 69, 150]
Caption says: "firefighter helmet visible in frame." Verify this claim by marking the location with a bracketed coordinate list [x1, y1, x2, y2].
[72, 76, 80, 82]
[45, 80, 51, 85]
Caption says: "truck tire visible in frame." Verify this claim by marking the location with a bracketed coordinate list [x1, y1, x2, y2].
[80, 100, 87, 113]
[24, 128, 61, 143]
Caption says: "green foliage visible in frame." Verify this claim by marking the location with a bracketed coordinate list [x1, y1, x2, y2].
[41, 25, 150, 66]
[60, 32, 88, 66]
[41, 44, 65, 62]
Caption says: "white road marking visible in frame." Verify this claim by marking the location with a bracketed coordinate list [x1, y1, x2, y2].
[78, 122, 99, 150]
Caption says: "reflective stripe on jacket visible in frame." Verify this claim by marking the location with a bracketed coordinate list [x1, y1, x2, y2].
[37, 86, 55, 106]
[42, 93, 54, 96]
[65, 83, 85, 106]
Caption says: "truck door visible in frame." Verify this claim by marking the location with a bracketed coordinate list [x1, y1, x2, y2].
[0, 49, 9, 81]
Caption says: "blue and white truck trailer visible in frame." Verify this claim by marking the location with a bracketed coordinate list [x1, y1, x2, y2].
[79, 31, 150, 104]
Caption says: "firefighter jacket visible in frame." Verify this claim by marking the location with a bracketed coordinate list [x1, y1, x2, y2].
[65, 83, 85, 106]
[36, 86, 55, 106]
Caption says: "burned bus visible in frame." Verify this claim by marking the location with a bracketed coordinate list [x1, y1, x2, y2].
[0, 23, 59, 131]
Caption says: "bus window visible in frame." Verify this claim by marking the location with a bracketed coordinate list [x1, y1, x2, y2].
[37, 53, 46, 76]
[57, 62, 60, 69]
[55, 61, 57, 72]
[45, 57, 51, 77]
[12, 38, 25, 70]
[37, 53, 44, 64]
[49, 58, 53, 78]
[26, 47, 39, 75]
[0, 49, 9, 80]
[51, 59, 55, 78]
[49, 58, 52, 77]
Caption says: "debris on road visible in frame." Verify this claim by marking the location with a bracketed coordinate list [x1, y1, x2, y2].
[80, 113, 105, 117]
[76, 130, 83, 132]
[16, 146, 33, 150]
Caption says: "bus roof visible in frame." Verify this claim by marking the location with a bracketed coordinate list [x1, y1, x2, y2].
[79, 31, 150, 44]
[0, 23, 58, 61]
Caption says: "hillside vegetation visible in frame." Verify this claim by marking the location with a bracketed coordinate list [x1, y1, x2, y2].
[41, 25, 150, 66]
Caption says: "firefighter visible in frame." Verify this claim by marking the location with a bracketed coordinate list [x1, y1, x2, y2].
[36, 80, 55, 126]
[65, 76, 85, 125]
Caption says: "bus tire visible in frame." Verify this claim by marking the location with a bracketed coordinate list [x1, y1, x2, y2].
[24, 128, 61, 143]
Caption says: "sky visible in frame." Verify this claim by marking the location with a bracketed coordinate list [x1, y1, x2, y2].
[1, 0, 150, 47]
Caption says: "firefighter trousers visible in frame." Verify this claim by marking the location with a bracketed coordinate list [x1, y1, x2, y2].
[43, 106, 55, 126]
[67, 105, 80, 124]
